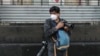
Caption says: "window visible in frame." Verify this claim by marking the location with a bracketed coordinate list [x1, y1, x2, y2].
[2, 0, 12, 5]
[22, 0, 32, 5]
[12, 0, 33, 5]
[89, 0, 98, 6]
[81, 0, 87, 6]
[0, 0, 2, 5]
[64, 0, 80, 6]
[99, 0, 100, 5]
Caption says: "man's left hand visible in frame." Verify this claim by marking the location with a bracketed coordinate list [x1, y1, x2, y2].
[64, 26, 69, 31]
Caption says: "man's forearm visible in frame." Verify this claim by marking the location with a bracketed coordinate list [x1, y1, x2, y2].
[46, 27, 58, 37]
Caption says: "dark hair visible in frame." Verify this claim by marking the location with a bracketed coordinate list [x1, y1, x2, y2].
[49, 6, 60, 13]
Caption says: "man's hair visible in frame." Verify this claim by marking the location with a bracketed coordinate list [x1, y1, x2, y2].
[49, 6, 60, 13]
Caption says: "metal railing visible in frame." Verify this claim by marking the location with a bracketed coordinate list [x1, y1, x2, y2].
[0, 0, 100, 6]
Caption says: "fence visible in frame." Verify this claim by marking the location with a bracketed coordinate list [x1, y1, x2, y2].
[0, 0, 100, 6]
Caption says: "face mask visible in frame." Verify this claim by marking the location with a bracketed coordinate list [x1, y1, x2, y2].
[50, 14, 57, 20]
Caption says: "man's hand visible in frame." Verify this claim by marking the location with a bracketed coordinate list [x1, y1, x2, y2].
[55, 22, 64, 30]
[64, 26, 69, 31]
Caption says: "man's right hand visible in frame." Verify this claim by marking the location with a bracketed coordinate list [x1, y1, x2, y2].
[55, 22, 64, 30]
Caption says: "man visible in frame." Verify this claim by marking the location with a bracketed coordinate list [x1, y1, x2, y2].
[44, 6, 72, 56]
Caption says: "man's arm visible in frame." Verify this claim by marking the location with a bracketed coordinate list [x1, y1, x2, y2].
[61, 19, 70, 31]
[61, 19, 74, 30]
[44, 19, 58, 38]
[61, 19, 74, 35]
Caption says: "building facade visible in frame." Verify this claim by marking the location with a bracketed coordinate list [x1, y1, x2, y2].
[0, 0, 100, 6]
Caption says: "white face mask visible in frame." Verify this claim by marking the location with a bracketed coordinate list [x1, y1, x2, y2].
[50, 14, 57, 20]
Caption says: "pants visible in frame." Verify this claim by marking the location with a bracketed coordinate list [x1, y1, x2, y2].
[48, 42, 68, 56]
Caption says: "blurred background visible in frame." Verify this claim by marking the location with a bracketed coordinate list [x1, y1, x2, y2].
[0, 0, 100, 6]
[0, 0, 100, 56]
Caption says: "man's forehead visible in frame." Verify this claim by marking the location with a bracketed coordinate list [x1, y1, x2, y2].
[50, 11, 58, 14]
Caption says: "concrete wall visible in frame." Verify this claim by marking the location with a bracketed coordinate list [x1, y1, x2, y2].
[0, 22, 99, 43]
[71, 22, 100, 42]
[0, 44, 100, 56]
[0, 23, 43, 43]
[0, 22, 99, 56]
